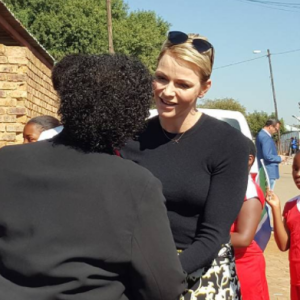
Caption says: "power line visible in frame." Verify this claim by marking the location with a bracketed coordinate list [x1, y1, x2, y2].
[214, 48, 300, 70]
[273, 48, 300, 55]
[244, 0, 300, 6]
[232, 0, 300, 12]
[214, 55, 265, 70]
[235, 0, 300, 12]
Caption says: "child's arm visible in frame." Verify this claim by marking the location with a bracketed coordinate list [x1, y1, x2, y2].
[266, 190, 290, 251]
[231, 197, 262, 248]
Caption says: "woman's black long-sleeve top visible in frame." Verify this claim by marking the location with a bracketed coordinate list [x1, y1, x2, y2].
[121, 114, 249, 274]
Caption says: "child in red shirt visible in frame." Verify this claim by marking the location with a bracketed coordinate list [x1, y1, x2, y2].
[231, 140, 269, 299]
[267, 151, 300, 300]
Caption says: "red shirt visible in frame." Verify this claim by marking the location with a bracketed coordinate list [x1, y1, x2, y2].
[231, 176, 269, 300]
[231, 175, 265, 256]
[283, 196, 300, 286]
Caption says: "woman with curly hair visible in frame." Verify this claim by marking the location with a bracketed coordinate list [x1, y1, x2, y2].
[0, 54, 185, 300]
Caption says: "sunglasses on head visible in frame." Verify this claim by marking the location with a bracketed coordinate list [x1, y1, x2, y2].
[168, 31, 213, 53]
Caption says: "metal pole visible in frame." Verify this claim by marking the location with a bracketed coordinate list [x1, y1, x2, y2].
[267, 49, 278, 120]
[106, 0, 114, 54]
[267, 49, 281, 150]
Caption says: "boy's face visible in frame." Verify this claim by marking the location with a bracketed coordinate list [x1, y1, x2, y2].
[292, 154, 300, 189]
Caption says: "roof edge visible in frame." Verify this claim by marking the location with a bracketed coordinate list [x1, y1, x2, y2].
[0, 0, 55, 68]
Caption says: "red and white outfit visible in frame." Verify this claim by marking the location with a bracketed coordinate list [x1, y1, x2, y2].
[231, 175, 270, 300]
[283, 195, 300, 300]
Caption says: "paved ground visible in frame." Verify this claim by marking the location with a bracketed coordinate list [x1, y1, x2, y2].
[273, 158, 298, 210]
[265, 234, 290, 299]
[264, 161, 298, 299]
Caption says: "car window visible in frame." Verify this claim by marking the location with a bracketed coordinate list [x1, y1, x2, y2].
[215, 117, 241, 131]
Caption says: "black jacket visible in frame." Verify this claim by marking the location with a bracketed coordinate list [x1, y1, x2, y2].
[0, 137, 185, 300]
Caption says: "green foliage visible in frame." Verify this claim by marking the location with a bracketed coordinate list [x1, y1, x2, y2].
[197, 98, 247, 116]
[246, 111, 269, 137]
[3, 0, 169, 71]
[197, 98, 287, 139]
[114, 10, 169, 73]
[246, 111, 286, 138]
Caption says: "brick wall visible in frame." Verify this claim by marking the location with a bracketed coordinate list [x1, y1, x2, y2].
[0, 44, 58, 147]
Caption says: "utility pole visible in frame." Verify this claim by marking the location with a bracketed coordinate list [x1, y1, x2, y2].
[106, 0, 114, 54]
[267, 49, 278, 120]
[267, 49, 281, 150]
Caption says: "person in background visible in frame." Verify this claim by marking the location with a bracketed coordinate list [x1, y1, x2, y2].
[295, 137, 299, 151]
[267, 151, 300, 300]
[289, 137, 294, 156]
[256, 119, 286, 190]
[290, 137, 298, 155]
[230, 139, 269, 300]
[0, 54, 185, 300]
[23, 115, 61, 143]
[122, 31, 249, 299]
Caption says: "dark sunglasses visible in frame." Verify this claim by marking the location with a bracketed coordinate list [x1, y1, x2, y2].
[168, 31, 213, 53]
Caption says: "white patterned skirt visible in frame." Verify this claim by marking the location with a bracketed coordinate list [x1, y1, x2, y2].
[180, 243, 241, 300]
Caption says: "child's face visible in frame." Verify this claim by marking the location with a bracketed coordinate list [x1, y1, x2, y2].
[248, 154, 255, 173]
[292, 153, 300, 189]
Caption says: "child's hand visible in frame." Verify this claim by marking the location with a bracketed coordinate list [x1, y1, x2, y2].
[266, 188, 281, 209]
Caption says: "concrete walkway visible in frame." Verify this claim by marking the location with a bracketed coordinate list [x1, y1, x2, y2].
[264, 162, 298, 299]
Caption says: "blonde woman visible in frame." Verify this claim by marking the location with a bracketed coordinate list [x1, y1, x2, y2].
[122, 31, 249, 299]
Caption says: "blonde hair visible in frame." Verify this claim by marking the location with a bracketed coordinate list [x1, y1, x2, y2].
[157, 33, 214, 84]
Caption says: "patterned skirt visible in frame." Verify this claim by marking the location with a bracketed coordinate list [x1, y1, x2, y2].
[180, 243, 241, 300]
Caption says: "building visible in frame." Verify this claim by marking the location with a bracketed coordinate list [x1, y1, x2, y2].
[0, 0, 58, 147]
[280, 125, 300, 154]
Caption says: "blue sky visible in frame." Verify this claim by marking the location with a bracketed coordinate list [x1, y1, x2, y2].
[125, 0, 300, 126]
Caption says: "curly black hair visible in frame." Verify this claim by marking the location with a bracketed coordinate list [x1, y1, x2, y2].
[52, 54, 152, 153]
[27, 115, 61, 131]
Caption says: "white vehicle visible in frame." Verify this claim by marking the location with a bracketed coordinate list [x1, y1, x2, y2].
[149, 108, 258, 177]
